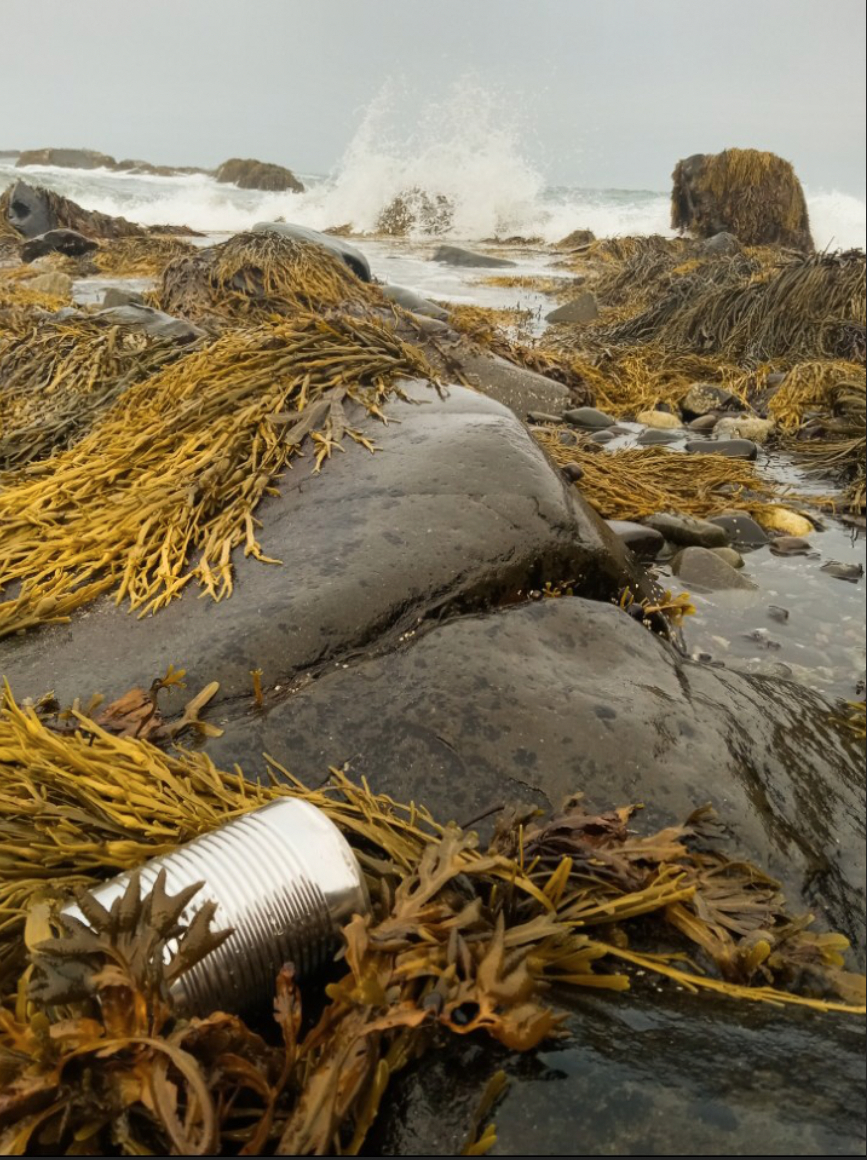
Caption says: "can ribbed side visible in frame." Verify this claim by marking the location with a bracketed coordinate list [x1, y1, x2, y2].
[63, 798, 369, 1014]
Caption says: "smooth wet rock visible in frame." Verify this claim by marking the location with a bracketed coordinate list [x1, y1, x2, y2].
[381, 284, 449, 319]
[770, 535, 813, 557]
[431, 245, 516, 269]
[711, 546, 745, 569]
[101, 287, 146, 308]
[4, 178, 54, 236]
[545, 292, 598, 324]
[20, 228, 98, 262]
[688, 412, 720, 433]
[2, 384, 643, 711]
[4, 179, 143, 239]
[636, 409, 682, 430]
[407, 313, 451, 335]
[700, 230, 743, 256]
[561, 463, 584, 481]
[682, 382, 739, 417]
[526, 411, 564, 425]
[686, 437, 759, 460]
[760, 507, 815, 537]
[562, 406, 615, 430]
[821, 561, 864, 583]
[93, 304, 204, 342]
[252, 221, 371, 281]
[606, 520, 664, 559]
[26, 271, 72, 298]
[590, 429, 617, 444]
[709, 513, 769, 548]
[672, 546, 757, 590]
[644, 513, 728, 548]
[452, 348, 570, 418]
[714, 415, 775, 444]
[637, 427, 683, 445]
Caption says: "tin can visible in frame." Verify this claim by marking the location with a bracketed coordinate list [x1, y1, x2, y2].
[63, 798, 370, 1014]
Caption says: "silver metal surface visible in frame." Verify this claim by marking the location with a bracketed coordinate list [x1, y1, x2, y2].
[63, 798, 370, 1014]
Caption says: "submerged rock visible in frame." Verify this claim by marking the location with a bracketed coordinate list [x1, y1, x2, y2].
[821, 561, 864, 583]
[672, 546, 756, 589]
[215, 157, 304, 192]
[545, 292, 598, 324]
[770, 535, 814, 557]
[643, 513, 728, 548]
[251, 221, 372, 281]
[431, 245, 517, 269]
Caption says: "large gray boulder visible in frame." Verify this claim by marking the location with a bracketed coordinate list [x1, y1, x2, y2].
[251, 221, 371, 281]
[2, 384, 642, 711]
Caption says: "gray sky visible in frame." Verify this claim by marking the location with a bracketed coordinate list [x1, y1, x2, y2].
[3, 0, 864, 193]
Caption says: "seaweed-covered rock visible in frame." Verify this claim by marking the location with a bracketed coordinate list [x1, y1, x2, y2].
[25, 271, 72, 299]
[1, 179, 144, 239]
[554, 228, 596, 248]
[251, 222, 371, 281]
[16, 147, 117, 170]
[377, 189, 454, 235]
[671, 148, 814, 251]
[682, 382, 739, 417]
[215, 157, 304, 192]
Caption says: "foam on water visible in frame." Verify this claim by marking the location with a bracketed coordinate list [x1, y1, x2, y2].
[1, 81, 864, 249]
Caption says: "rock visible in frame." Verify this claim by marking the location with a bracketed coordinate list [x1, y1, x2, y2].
[25, 271, 72, 298]
[606, 520, 665, 559]
[380, 284, 449, 319]
[700, 230, 743, 256]
[637, 427, 683, 445]
[590, 429, 617, 444]
[20, 228, 98, 261]
[369, 986, 865, 1155]
[251, 221, 371, 281]
[644, 513, 728, 548]
[561, 463, 584, 482]
[94, 304, 204, 342]
[711, 546, 745, 569]
[2, 179, 144, 239]
[714, 415, 775, 444]
[554, 228, 596, 249]
[3, 178, 54, 236]
[431, 245, 517, 269]
[821, 561, 864, 583]
[672, 546, 757, 590]
[407, 313, 451, 335]
[636, 410, 683, 430]
[450, 348, 570, 418]
[759, 508, 815, 537]
[2, 384, 644, 713]
[563, 407, 615, 430]
[768, 605, 790, 623]
[770, 536, 813, 557]
[376, 189, 453, 235]
[685, 438, 759, 461]
[681, 383, 739, 418]
[526, 411, 564, 425]
[708, 513, 769, 548]
[545, 292, 598, 324]
[215, 158, 304, 192]
[100, 287, 146, 308]
[558, 430, 579, 446]
[16, 147, 117, 170]
[688, 413, 720, 432]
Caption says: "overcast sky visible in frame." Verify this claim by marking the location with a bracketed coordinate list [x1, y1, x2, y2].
[2, 0, 864, 193]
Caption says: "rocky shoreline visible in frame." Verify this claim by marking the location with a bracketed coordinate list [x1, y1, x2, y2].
[0, 149, 865, 1155]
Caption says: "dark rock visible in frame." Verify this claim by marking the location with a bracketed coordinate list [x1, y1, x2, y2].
[685, 438, 759, 461]
[20, 228, 98, 262]
[606, 520, 664, 559]
[821, 561, 864, 583]
[2, 384, 643, 713]
[431, 245, 517, 269]
[380, 283, 449, 319]
[16, 147, 117, 170]
[3, 178, 54, 236]
[449, 347, 570, 418]
[701, 230, 742, 256]
[561, 463, 584, 482]
[554, 228, 596, 248]
[643, 513, 728, 548]
[708, 513, 769, 548]
[3, 179, 144, 239]
[770, 536, 813, 557]
[688, 413, 720, 433]
[672, 546, 757, 590]
[637, 427, 683, 445]
[215, 158, 304, 193]
[198, 597, 864, 956]
[545, 292, 598, 324]
[590, 429, 617, 444]
[768, 605, 790, 623]
[100, 287, 146, 308]
[251, 221, 371, 281]
[94, 304, 204, 342]
[681, 383, 739, 418]
[562, 406, 615, 430]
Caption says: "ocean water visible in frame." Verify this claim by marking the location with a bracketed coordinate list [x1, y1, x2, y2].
[2, 84, 864, 248]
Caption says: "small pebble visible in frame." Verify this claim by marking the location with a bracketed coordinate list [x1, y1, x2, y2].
[561, 463, 584, 482]
[768, 605, 790, 623]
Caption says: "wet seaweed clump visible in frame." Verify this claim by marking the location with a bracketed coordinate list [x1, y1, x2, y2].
[154, 231, 382, 325]
[671, 148, 814, 251]
[93, 234, 198, 277]
[0, 686, 863, 1154]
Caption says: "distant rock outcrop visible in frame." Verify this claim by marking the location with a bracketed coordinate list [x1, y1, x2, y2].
[16, 147, 118, 170]
[671, 148, 814, 251]
[215, 158, 304, 192]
